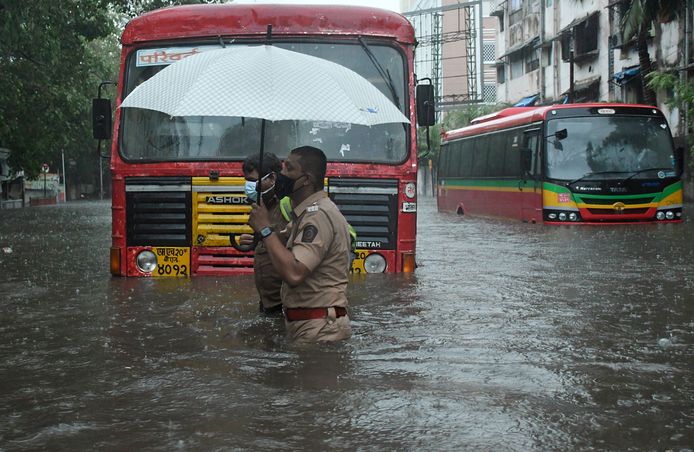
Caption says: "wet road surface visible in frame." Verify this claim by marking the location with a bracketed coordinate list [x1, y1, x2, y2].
[1, 198, 693, 450]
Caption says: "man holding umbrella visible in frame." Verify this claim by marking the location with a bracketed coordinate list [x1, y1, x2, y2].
[248, 146, 352, 342]
[238, 152, 287, 315]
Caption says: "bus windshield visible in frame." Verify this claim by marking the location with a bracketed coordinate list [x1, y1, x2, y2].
[120, 42, 407, 163]
[545, 115, 676, 181]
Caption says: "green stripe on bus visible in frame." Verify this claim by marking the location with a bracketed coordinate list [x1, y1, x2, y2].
[662, 181, 683, 197]
[442, 179, 522, 189]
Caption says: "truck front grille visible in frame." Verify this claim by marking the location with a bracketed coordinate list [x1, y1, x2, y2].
[328, 178, 398, 250]
[126, 177, 191, 246]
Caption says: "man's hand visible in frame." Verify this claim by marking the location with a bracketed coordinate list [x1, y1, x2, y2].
[238, 233, 256, 247]
[248, 200, 271, 233]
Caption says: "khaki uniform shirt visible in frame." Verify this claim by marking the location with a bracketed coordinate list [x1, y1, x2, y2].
[281, 191, 351, 310]
[253, 198, 287, 310]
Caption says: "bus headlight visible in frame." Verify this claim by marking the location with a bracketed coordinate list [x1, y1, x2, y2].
[548, 213, 557, 220]
[364, 253, 387, 273]
[568, 212, 578, 221]
[136, 250, 158, 273]
[656, 211, 666, 220]
[558, 212, 567, 221]
[404, 182, 416, 199]
[665, 211, 675, 220]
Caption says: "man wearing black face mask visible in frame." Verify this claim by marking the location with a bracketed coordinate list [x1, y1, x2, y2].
[248, 146, 352, 342]
[239, 153, 287, 314]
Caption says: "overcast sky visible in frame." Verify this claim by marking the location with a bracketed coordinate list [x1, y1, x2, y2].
[231, 0, 401, 13]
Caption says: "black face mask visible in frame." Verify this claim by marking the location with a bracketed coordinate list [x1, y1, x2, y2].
[274, 173, 306, 199]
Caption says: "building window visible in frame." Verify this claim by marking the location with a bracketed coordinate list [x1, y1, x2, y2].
[497, 64, 506, 84]
[510, 54, 524, 79]
[561, 13, 599, 61]
[483, 84, 497, 103]
[511, 0, 523, 11]
[483, 41, 496, 63]
[575, 14, 599, 56]
[525, 48, 539, 73]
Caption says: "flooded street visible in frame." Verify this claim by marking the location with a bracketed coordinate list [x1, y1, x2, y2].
[1, 197, 693, 450]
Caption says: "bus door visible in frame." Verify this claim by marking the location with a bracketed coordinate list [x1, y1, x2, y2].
[520, 129, 542, 223]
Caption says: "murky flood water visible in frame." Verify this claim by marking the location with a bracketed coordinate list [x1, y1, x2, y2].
[1, 198, 693, 450]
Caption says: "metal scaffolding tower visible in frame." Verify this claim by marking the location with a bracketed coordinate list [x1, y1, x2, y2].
[404, 1, 483, 109]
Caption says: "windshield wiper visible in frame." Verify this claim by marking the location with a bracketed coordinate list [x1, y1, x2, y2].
[566, 171, 632, 186]
[618, 167, 674, 184]
[358, 36, 400, 107]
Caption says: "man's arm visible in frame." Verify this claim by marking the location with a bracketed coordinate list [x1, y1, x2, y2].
[261, 233, 311, 287]
[248, 201, 311, 286]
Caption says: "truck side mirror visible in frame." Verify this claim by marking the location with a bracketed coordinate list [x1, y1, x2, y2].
[92, 98, 112, 140]
[416, 83, 435, 127]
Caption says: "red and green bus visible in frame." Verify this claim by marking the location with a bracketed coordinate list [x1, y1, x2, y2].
[437, 103, 684, 224]
[97, 4, 432, 277]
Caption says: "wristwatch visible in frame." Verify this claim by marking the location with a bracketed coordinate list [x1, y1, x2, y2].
[259, 226, 273, 239]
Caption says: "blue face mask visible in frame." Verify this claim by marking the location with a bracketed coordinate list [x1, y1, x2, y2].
[244, 173, 274, 203]
[244, 180, 259, 203]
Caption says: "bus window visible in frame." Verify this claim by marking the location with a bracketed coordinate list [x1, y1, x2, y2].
[120, 42, 407, 164]
[487, 133, 506, 177]
[545, 116, 675, 181]
[439, 144, 450, 178]
[503, 130, 522, 176]
[523, 131, 540, 177]
[471, 136, 489, 177]
[460, 139, 473, 177]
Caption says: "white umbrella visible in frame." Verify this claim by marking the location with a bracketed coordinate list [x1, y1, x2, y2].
[120, 45, 409, 126]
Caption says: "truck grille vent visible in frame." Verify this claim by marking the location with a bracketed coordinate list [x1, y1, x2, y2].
[126, 177, 191, 246]
[328, 178, 398, 250]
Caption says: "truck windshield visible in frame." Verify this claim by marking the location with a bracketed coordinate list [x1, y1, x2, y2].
[545, 115, 677, 181]
[120, 42, 407, 163]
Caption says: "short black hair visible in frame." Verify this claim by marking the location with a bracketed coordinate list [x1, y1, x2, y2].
[290, 146, 326, 190]
[242, 152, 281, 178]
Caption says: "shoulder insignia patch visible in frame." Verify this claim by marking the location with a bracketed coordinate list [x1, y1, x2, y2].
[301, 224, 318, 243]
[307, 205, 319, 213]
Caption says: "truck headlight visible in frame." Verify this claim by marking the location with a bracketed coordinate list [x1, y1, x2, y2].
[364, 253, 387, 273]
[404, 182, 416, 199]
[136, 250, 158, 273]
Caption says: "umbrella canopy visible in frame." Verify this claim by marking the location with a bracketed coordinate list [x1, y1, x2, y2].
[120, 45, 409, 126]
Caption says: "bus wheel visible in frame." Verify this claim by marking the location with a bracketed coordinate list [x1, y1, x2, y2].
[456, 206, 464, 215]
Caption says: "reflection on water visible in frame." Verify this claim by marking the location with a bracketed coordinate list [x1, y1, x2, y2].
[1, 199, 693, 450]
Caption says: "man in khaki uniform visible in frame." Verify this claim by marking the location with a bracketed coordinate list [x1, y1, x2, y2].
[238, 153, 287, 314]
[248, 146, 352, 342]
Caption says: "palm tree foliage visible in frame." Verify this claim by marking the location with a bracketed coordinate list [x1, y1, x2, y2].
[618, 0, 691, 105]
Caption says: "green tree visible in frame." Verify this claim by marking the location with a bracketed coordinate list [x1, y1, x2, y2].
[647, 71, 694, 167]
[619, 0, 689, 105]
[0, 0, 118, 177]
[0, 0, 216, 183]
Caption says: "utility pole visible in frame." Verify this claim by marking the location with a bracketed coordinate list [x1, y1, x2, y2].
[95, 81, 117, 200]
[568, 47, 575, 103]
[61, 150, 67, 202]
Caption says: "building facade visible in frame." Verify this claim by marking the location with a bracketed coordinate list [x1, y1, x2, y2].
[402, 0, 499, 108]
[493, 0, 692, 138]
